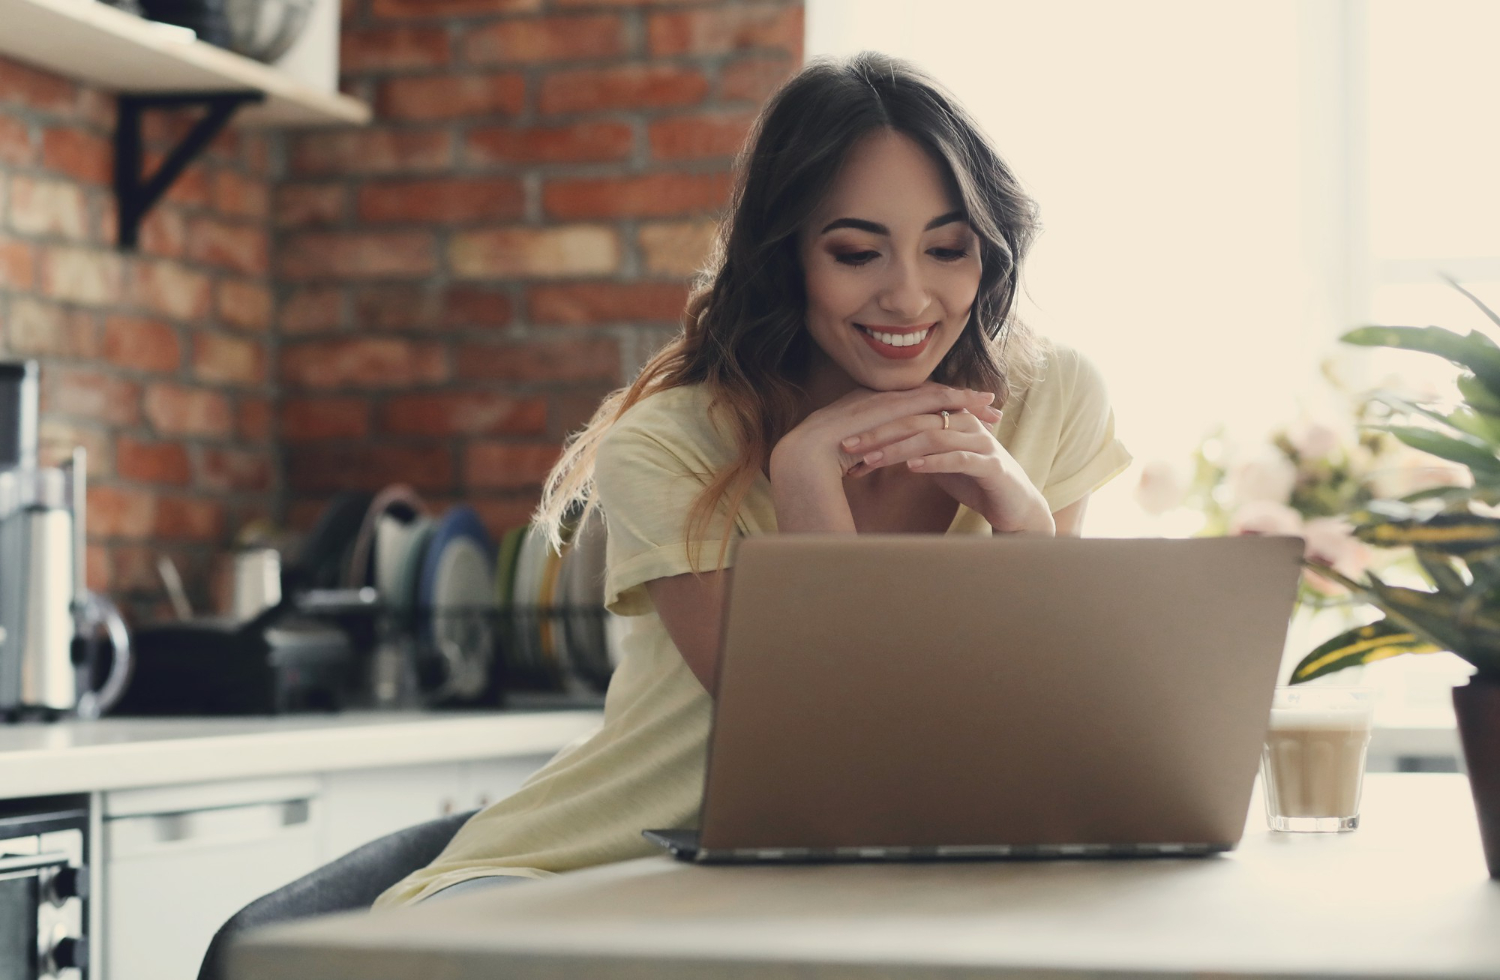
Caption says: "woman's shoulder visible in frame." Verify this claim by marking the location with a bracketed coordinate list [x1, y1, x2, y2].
[1007, 336, 1110, 408]
[600, 383, 731, 467]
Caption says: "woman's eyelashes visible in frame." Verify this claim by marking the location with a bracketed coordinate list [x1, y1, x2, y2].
[829, 244, 973, 267]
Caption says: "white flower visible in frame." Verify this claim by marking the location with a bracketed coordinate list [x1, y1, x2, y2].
[1228, 500, 1304, 538]
[1134, 460, 1187, 516]
[1227, 452, 1298, 507]
[1301, 517, 1372, 579]
[1287, 420, 1342, 461]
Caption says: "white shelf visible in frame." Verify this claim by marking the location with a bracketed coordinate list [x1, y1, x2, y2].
[0, 0, 370, 127]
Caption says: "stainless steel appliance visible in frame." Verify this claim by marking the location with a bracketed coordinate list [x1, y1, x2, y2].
[0, 368, 132, 720]
[0, 797, 90, 979]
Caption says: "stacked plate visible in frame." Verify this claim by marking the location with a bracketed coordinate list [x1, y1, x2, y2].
[496, 508, 621, 693]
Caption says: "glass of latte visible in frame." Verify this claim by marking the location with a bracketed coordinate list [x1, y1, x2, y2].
[1260, 687, 1374, 832]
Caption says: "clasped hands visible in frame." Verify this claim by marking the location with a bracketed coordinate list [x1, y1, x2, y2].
[770, 381, 1055, 535]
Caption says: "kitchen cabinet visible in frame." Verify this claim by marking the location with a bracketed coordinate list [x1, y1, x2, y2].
[103, 756, 558, 980]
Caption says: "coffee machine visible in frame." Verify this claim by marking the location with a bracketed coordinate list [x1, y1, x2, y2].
[0, 362, 131, 720]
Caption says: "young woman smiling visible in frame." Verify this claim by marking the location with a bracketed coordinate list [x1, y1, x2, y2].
[374, 53, 1130, 906]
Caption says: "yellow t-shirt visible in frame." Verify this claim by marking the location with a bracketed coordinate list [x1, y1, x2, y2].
[373, 339, 1131, 908]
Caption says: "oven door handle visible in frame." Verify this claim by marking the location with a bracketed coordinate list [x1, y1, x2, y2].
[0, 851, 70, 877]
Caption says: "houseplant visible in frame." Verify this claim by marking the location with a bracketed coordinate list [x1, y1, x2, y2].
[1289, 280, 1500, 877]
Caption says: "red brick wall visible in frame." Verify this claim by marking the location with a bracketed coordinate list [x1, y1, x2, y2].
[279, 0, 804, 535]
[0, 56, 276, 619]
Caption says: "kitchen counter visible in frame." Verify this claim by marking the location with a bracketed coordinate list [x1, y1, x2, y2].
[0, 709, 604, 798]
[233, 774, 1500, 980]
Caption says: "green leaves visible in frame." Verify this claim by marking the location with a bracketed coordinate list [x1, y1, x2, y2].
[1342, 324, 1500, 397]
[1373, 425, 1500, 479]
[1289, 617, 1442, 684]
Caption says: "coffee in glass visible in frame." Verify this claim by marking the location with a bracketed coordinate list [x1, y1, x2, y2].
[1260, 687, 1374, 832]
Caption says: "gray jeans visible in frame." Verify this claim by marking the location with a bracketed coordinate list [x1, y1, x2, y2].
[423, 874, 532, 902]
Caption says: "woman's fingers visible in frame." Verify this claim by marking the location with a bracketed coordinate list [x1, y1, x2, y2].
[862, 426, 989, 470]
[906, 450, 985, 472]
[844, 404, 998, 456]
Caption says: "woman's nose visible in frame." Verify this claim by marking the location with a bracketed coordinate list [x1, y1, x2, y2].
[876, 259, 930, 320]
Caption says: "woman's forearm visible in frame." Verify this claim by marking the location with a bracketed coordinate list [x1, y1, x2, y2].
[769, 472, 857, 532]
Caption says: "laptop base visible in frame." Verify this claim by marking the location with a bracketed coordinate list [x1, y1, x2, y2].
[643, 829, 1227, 864]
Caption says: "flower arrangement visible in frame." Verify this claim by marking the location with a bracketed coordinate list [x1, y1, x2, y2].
[1135, 372, 1470, 609]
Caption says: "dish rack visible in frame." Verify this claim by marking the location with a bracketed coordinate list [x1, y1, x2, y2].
[308, 595, 616, 711]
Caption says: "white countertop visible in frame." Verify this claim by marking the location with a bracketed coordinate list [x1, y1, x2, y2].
[0, 710, 603, 798]
[233, 774, 1500, 980]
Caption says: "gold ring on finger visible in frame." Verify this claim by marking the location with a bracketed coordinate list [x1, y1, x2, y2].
[940, 410, 950, 430]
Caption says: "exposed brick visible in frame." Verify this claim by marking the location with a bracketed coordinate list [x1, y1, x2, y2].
[340, 26, 451, 73]
[649, 111, 756, 160]
[239, 396, 273, 443]
[469, 497, 541, 538]
[721, 54, 799, 103]
[0, 115, 33, 166]
[280, 338, 448, 389]
[86, 545, 110, 593]
[465, 121, 633, 165]
[144, 384, 234, 438]
[199, 447, 273, 493]
[212, 170, 270, 220]
[275, 184, 348, 228]
[377, 73, 525, 121]
[38, 419, 110, 474]
[217, 279, 273, 332]
[103, 315, 181, 374]
[648, 5, 803, 57]
[0, 60, 77, 115]
[370, 0, 540, 17]
[449, 225, 619, 278]
[8, 298, 98, 358]
[153, 157, 211, 207]
[466, 442, 562, 490]
[455, 337, 620, 383]
[117, 436, 191, 486]
[290, 129, 453, 176]
[552, 0, 707, 6]
[548, 384, 614, 439]
[540, 65, 709, 115]
[186, 216, 270, 276]
[527, 281, 688, 325]
[129, 259, 214, 320]
[639, 219, 719, 276]
[8, 175, 89, 240]
[154, 496, 225, 542]
[543, 172, 731, 219]
[281, 396, 371, 441]
[40, 245, 122, 304]
[351, 284, 512, 331]
[41, 127, 111, 185]
[138, 207, 187, 259]
[193, 331, 266, 386]
[379, 391, 547, 437]
[280, 287, 346, 334]
[287, 444, 454, 494]
[463, 14, 625, 64]
[358, 176, 524, 224]
[280, 230, 437, 280]
[0, 234, 34, 289]
[44, 368, 141, 426]
[88, 486, 156, 539]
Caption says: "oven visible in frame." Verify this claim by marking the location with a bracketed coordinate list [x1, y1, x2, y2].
[0, 797, 89, 980]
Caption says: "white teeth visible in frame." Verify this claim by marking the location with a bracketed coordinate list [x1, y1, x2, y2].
[862, 327, 931, 347]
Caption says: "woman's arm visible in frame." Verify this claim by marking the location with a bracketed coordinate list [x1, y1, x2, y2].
[1053, 494, 1089, 536]
[646, 569, 729, 692]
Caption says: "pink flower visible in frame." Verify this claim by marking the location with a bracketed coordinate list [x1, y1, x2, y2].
[1300, 517, 1373, 596]
[1227, 452, 1297, 507]
[1228, 500, 1304, 537]
[1287, 420, 1341, 461]
[1135, 460, 1187, 516]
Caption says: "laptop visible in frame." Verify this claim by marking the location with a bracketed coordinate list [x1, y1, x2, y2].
[644, 534, 1303, 863]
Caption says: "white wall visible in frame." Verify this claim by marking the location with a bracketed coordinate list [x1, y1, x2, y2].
[807, 0, 1338, 533]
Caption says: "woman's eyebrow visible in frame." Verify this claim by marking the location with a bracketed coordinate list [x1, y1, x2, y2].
[819, 210, 968, 235]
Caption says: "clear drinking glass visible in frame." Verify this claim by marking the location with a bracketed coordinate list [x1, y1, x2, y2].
[1260, 687, 1374, 832]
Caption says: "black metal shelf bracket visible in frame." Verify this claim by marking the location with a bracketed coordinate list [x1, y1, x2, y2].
[114, 91, 265, 250]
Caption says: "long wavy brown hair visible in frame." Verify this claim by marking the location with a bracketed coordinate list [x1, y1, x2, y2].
[534, 52, 1043, 569]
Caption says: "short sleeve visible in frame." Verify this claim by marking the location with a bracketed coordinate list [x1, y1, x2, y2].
[1041, 351, 1133, 512]
[594, 421, 740, 617]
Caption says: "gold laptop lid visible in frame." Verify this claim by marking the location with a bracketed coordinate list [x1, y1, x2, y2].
[700, 535, 1303, 852]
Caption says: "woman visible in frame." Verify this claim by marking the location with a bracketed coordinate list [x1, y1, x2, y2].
[374, 52, 1130, 907]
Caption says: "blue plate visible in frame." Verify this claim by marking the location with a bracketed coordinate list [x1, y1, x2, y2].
[418, 506, 497, 633]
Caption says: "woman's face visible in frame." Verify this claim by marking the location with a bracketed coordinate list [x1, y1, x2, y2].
[798, 129, 982, 394]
